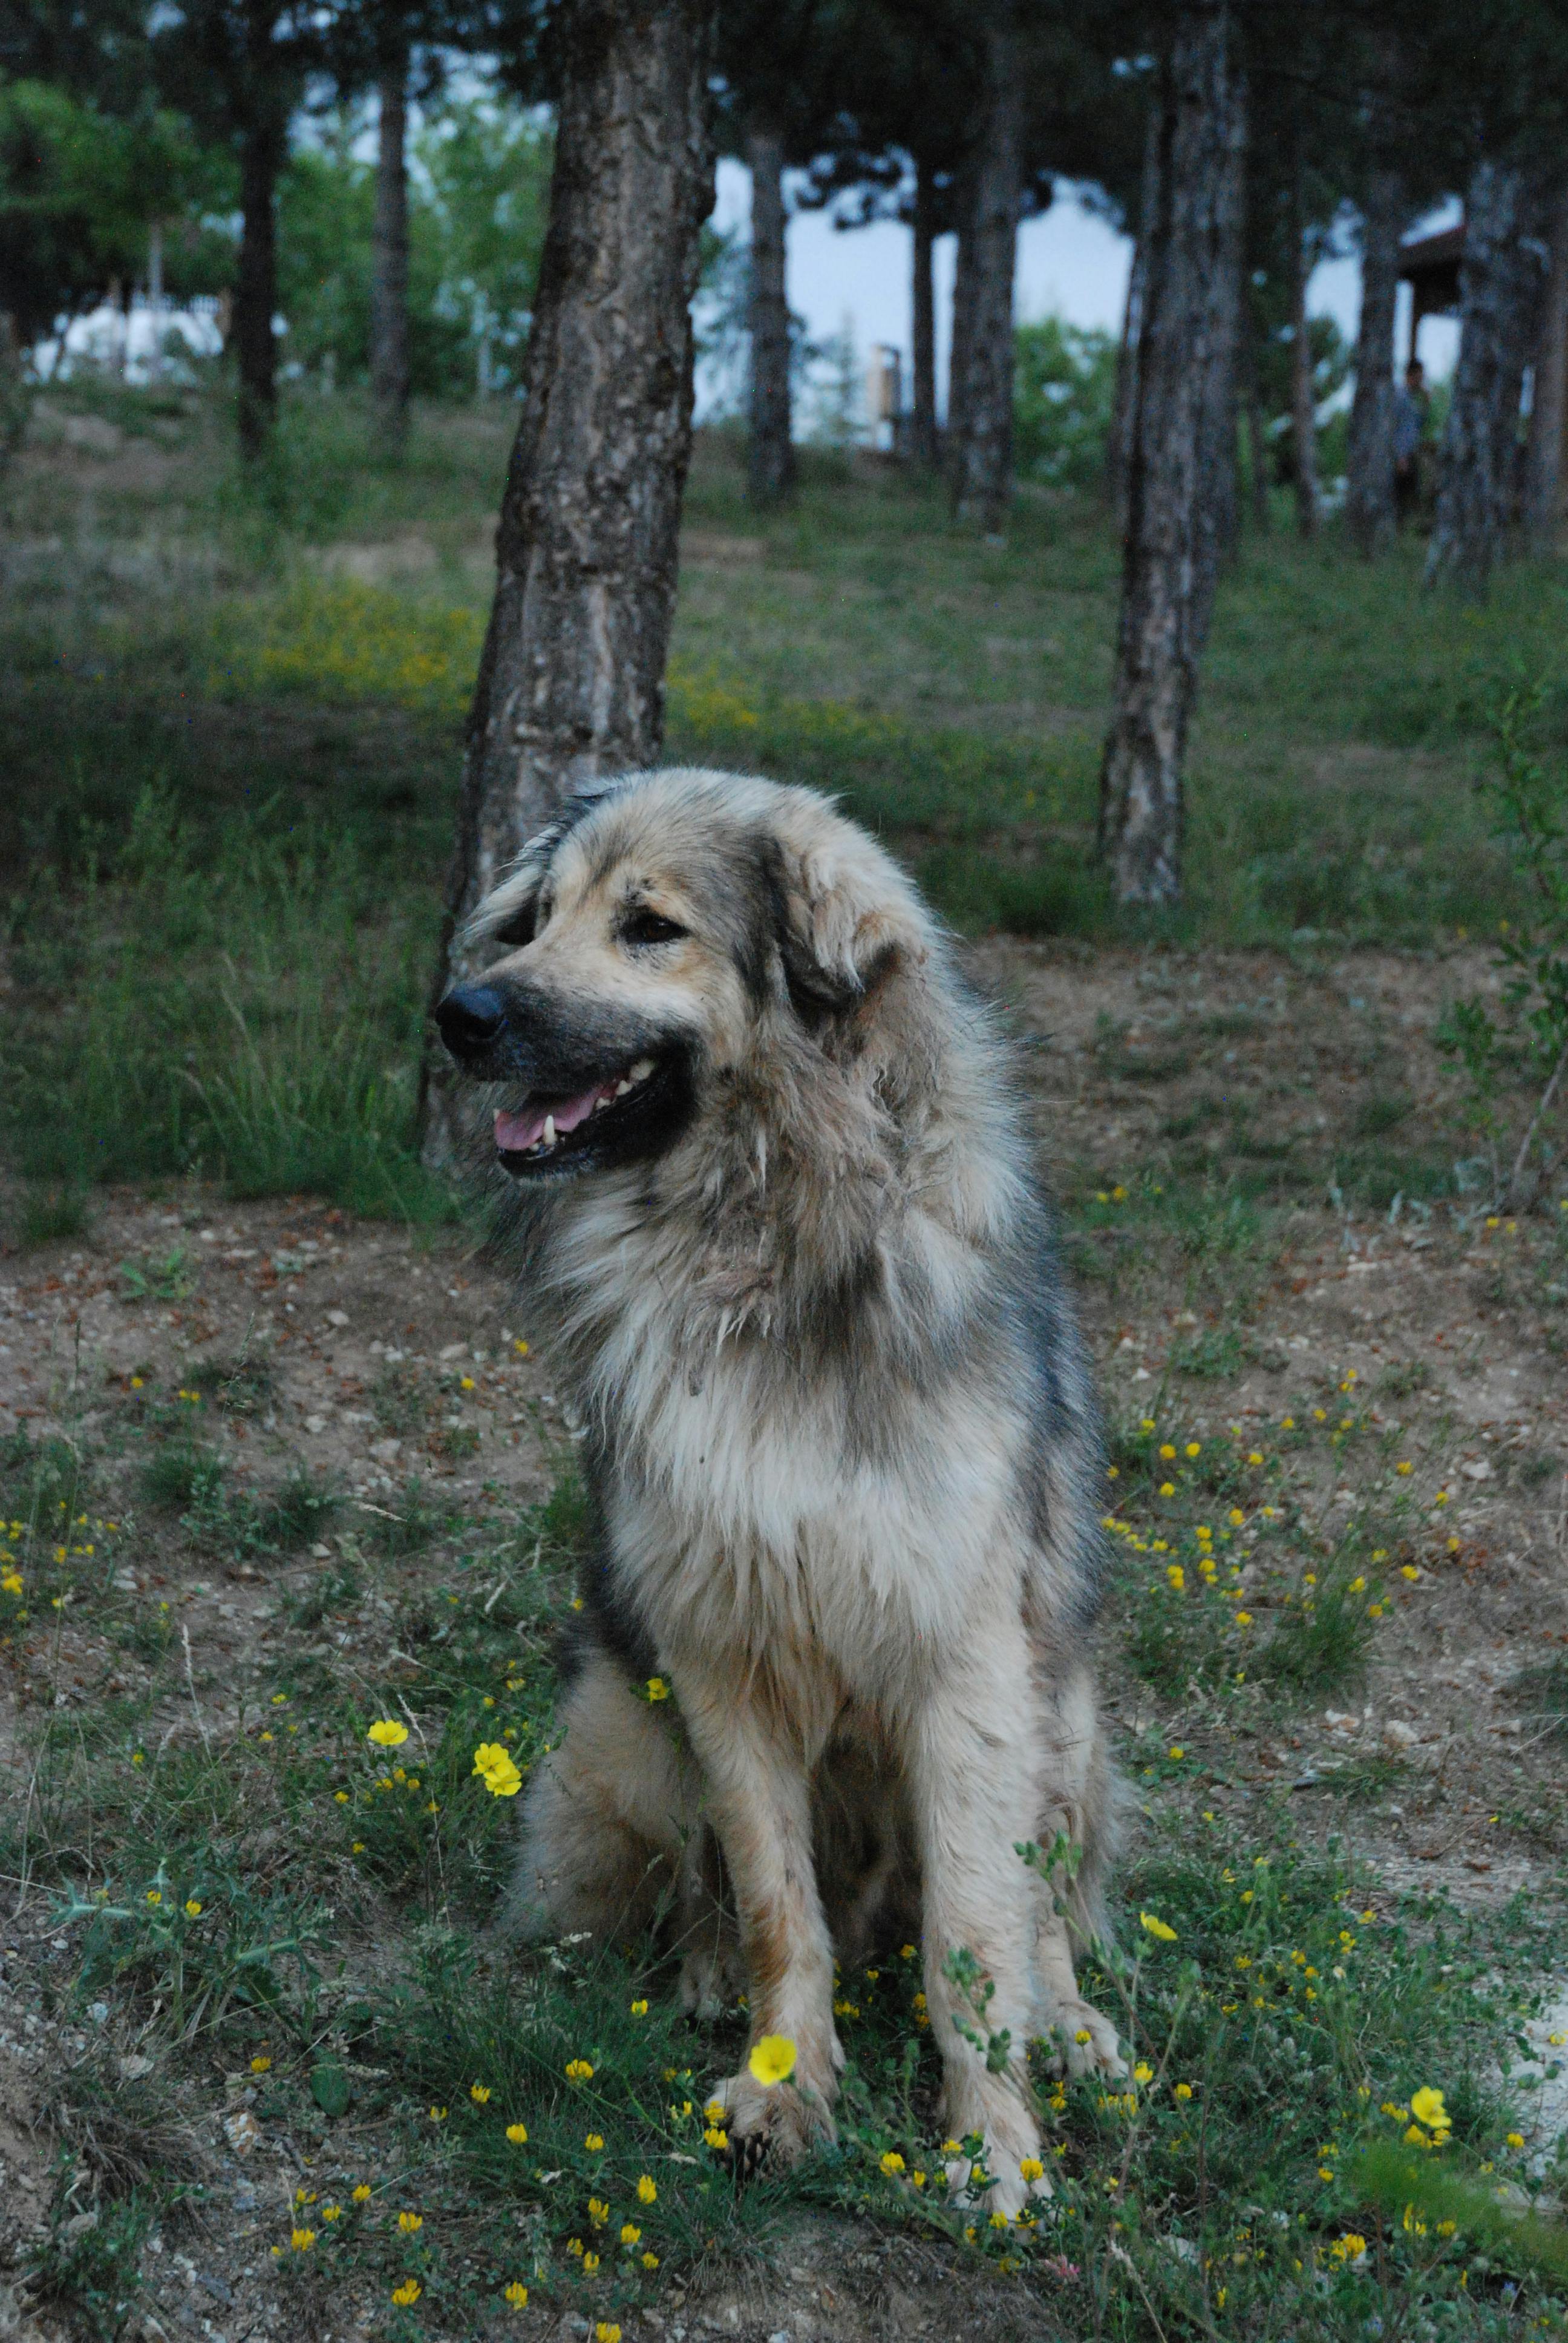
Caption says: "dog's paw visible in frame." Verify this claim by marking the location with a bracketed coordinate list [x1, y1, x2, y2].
[678, 1933, 745, 2021]
[713, 2068, 834, 2180]
[1039, 1997, 1126, 2080]
[939, 2096, 1046, 2219]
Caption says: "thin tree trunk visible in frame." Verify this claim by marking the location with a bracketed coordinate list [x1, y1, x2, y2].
[371, 51, 411, 459]
[1098, 1, 1246, 908]
[1109, 103, 1160, 527]
[1241, 310, 1269, 531]
[1345, 164, 1403, 556]
[235, 113, 283, 457]
[1289, 142, 1318, 539]
[949, 10, 1022, 532]
[1523, 182, 1568, 546]
[1207, 67, 1246, 567]
[946, 156, 978, 453]
[1428, 159, 1543, 595]
[746, 120, 793, 505]
[420, 0, 715, 1166]
[911, 156, 938, 467]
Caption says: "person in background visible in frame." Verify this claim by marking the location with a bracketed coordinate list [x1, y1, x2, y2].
[1394, 356, 1430, 527]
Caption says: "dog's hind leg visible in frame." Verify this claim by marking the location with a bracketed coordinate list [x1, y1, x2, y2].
[672, 1824, 745, 2018]
[500, 1643, 695, 1946]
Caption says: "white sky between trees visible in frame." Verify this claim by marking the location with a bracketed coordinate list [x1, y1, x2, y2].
[708, 158, 1464, 430]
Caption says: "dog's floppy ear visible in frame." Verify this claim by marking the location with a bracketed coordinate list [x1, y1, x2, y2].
[465, 778, 632, 952]
[772, 816, 928, 1023]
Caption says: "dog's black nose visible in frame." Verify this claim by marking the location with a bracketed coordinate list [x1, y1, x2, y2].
[436, 985, 508, 1062]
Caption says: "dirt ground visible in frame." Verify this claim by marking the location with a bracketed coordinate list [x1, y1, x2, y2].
[1, 940, 1566, 2341]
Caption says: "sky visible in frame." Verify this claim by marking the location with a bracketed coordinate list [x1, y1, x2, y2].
[707, 158, 1463, 424]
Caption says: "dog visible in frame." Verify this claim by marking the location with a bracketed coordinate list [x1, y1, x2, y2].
[434, 767, 1123, 2212]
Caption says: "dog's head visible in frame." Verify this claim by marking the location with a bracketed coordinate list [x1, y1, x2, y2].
[434, 769, 931, 1183]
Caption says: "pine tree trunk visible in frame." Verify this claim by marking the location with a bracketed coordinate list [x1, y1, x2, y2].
[746, 120, 793, 505]
[1427, 161, 1543, 595]
[1241, 314, 1269, 531]
[371, 53, 412, 459]
[235, 112, 283, 457]
[1098, 0, 1246, 908]
[1108, 105, 1160, 527]
[1523, 182, 1568, 546]
[1289, 148, 1318, 539]
[420, 0, 715, 1165]
[946, 157, 978, 454]
[911, 157, 938, 467]
[948, 12, 1022, 532]
[1344, 165, 1403, 557]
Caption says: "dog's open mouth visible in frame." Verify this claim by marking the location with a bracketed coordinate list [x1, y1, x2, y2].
[493, 1054, 672, 1176]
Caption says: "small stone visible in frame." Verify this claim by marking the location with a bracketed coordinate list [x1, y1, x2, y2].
[325, 1309, 349, 1328]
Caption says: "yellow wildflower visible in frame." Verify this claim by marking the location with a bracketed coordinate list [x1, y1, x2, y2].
[748, 2034, 797, 2086]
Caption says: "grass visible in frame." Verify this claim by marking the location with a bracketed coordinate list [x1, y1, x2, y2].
[4, 383, 1567, 1229]
[4, 1374, 1566, 2341]
[5, 378, 1568, 2337]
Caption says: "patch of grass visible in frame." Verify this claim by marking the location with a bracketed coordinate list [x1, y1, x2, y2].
[188, 1348, 275, 1416]
[1169, 1323, 1247, 1379]
[8, 1181, 92, 1250]
[137, 1440, 225, 1512]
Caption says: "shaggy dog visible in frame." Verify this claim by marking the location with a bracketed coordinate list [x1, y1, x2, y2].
[434, 767, 1123, 2212]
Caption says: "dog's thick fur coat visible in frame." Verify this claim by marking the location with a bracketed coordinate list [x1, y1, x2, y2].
[448, 768, 1123, 2209]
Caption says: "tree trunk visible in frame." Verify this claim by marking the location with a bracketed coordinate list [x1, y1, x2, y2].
[1108, 102, 1160, 528]
[911, 156, 938, 467]
[948, 11, 1022, 532]
[1241, 312, 1269, 531]
[1289, 145, 1318, 539]
[1344, 165, 1403, 556]
[420, 0, 715, 1166]
[235, 113, 283, 457]
[1098, 1, 1247, 908]
[1427, 160, 1543, 595]
[1523, 182, 1568, 546]
[746, 120, 793, 505]
[371, 52, 412, 459]
[946, 156, 978, 453]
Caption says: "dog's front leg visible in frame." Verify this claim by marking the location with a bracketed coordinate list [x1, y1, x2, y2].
[674, 1667, 840, 2172]
[904, 1650, 1048, 2220]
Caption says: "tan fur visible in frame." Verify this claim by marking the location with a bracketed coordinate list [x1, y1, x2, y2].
[460, 770, 1124, 2215]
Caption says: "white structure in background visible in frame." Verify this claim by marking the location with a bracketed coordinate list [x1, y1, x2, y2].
[33, 292, 226, 386]
[864, 344, 904, 451]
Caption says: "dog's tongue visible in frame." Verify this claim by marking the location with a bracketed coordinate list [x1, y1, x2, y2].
[494, 1082, 607, 1153]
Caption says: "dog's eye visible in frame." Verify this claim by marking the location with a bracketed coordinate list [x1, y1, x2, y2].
[491, 905, 536, 948]
[621, 909, 687, 948]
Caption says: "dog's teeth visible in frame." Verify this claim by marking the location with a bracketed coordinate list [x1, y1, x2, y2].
[543, 1113, 555, 1147]
[615, 1078, 633, 1098]
[629, 1059, 654, 1084]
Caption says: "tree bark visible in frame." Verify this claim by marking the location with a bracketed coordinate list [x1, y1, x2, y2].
[371, 51, 412, 460]
[1108, 102, 1160, 529]
[421, 0, 715, 1165]
[1344, 164, 1403, 557]
[1288, 143, 1318, 539]
[948, 10, 1022, 532]
[235, 111, 283, 457]
[1427, 159, 1543, 596]
[1241, 312, 1269, 531]
[1098, 1, 1247, 908]
[946, 154, 978, 453]
[911, 155, 938, 467]
[1523, 182, 1568, 546]
[746, 120, 793, 506]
